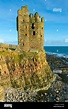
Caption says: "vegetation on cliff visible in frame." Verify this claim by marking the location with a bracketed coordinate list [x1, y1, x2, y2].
[0, 49, 55, 90]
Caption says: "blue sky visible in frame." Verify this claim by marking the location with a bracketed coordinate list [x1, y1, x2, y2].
[0, 0, 68, 46]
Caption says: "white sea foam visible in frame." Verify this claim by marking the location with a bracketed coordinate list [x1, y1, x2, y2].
[46, 51, 68, 58]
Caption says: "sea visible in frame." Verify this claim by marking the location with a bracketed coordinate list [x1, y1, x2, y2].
[44, 46, 68, 58]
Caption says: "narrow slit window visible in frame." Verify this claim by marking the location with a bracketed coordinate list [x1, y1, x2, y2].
[32, 23, 35, 29]
[33, 31, 35, 35]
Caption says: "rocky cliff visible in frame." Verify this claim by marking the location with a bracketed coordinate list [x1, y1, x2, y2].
[0, 49, 56, 101]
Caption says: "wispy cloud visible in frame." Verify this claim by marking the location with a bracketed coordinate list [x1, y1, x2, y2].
[64, 39, 68, 43]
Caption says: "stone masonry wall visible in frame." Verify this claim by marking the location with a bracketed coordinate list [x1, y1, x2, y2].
[17, 6, 44, 52]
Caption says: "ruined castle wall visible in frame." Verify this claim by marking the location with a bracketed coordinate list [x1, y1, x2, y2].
[0, 43, 17, 50]
[18, 6, 30, 52]
[18, 6, 44, 52]
[29, 22, 41, 50]
[40, 20, 44, 50]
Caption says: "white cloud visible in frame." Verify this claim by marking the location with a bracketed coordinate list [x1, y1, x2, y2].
[64, 39, 68, 42]
[53, 8, 62, 13]
[0, 38, 4, 43]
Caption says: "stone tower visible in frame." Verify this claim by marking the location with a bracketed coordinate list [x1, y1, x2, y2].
[17, 6, 44, 52]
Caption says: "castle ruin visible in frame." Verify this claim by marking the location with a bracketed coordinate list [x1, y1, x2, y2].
[17, 6, 44, 52]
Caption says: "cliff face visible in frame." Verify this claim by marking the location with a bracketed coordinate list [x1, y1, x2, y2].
[0, 55, 11, 89]
[0, 86, 4, 101]
[0, 54, 11, 101]
[0, 49, 56, 101]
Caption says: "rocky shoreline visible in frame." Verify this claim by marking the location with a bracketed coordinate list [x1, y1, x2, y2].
[46, 53, 68, 73]
[4, 53, 68, 102]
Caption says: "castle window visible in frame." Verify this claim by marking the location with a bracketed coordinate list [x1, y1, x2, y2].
[32, 23, 35, 29]
[23, 43, 24, 46]
[41, 35, 42, 37]
[33, 31, 35, 35]
[4, 71, 6, 74]
[42, 27, 43, 29]
[25, 34, 27, 36]
[0, 69, 1, 75]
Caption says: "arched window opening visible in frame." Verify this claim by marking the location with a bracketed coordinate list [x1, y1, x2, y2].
[29, 13, 33, 18]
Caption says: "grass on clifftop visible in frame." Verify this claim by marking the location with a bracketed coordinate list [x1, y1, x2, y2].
[0, 50, 40, 63]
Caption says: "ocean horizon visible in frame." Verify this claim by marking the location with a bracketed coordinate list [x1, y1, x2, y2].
[44, 46, 68, 58]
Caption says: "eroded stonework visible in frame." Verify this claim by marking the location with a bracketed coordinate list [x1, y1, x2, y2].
[17, 6, 44, 52]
